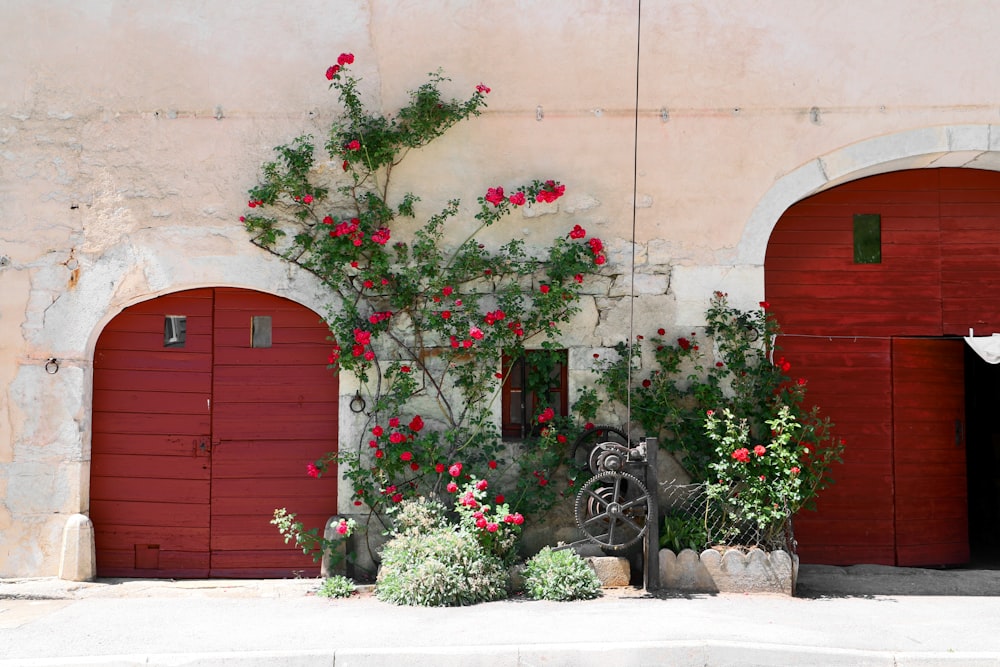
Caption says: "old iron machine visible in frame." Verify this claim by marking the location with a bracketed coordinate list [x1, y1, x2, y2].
[571, 426, 659, 590]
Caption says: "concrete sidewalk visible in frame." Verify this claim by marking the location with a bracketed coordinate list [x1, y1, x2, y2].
[2, 566, 1000, 666]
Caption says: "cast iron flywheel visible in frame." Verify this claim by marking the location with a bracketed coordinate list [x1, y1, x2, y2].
[574, 470, 652, 552]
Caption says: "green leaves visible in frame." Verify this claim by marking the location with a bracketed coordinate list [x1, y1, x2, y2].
[248, 57, 602, 549]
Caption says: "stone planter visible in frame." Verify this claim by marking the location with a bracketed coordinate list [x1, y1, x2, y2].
[659, 547, 798, 595]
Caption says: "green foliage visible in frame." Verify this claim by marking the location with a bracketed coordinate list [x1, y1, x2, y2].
[659, 512, 709, 553]
[592, 291, 843, 542]
[271, 508, 354, 566]
[316, 575, 356, 599]
[594, 292, 841, 487]
[705, 405, 843, 544]
[375, 526, 507, 607]
[449, 476, 524, 567]
[521, 547, 602, 601]
[246, 55, 606, 551]
[387, 495, 449, 536]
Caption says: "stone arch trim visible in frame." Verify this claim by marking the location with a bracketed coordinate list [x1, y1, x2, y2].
[739, 124, 1000, 265]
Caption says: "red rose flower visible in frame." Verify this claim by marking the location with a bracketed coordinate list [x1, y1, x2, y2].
[539, 284, 550, 294]
[488, 460, 497, 470]
[484, 186, 505, 206]
[476, 479, 488, 491]
[326, 65, 340, 80]
[569, 224, 586, 239]
[400, 451, 413, 462]
[753, 445, 767, 457]
[409, 415, 424, 432]
[435, 463, 446, 474]
[337, 52, 354, 66]
[306, 463, 320, 478]
[678, 337, 691, 350]
[446, 482, 458, 493]
[476, 83, 490, 94]
[449, 462, 463, 477]
[372, 425, 383, 437]
[509, 191, 525, 206]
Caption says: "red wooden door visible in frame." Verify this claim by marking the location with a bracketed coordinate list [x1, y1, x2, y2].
[892, 338, 969, 566]
[91, 288, 338, 578]
[208, 288, 339, 577]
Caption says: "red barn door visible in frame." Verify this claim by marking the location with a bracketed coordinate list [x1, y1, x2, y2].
[91, 288, 338, 578]
[892, 338, 969, 566]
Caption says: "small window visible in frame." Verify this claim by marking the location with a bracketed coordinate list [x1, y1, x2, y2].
[853, 213, 881, 264]
[251, 316, 272, 348]
[501, 349, 568, 439]
[163, 316, 186, 348]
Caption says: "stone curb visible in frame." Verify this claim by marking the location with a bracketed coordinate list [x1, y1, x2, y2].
[2, 642, 997, 667]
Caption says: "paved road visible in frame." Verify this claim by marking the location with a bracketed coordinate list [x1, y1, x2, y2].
[2, 570, 1000, 666]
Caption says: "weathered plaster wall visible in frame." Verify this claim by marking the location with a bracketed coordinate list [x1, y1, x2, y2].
[3, 0, 1000, 576]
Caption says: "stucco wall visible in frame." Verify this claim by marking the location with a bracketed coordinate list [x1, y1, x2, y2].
[3, 0, 1000, 576]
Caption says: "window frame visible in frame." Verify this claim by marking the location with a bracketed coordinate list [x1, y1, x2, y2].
[500, 349, 569, 439]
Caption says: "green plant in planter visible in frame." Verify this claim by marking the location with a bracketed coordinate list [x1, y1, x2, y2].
[521, 547, 602, 601]
[242, 53, 608, 561]
[593, 292, 842, 496]
[659, 512, 709, 553]
[704, 405, 838, 546]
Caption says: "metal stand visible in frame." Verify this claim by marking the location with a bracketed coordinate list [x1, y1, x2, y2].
[572, 430, 660, 591]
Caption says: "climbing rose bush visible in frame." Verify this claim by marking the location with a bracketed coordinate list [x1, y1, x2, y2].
[704, 406, 816, 544]
[243, 53, 606, 563]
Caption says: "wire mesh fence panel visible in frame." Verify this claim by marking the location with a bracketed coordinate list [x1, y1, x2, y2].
[659, 481, 794, 553]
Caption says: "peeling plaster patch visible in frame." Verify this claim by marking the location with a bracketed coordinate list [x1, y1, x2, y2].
[608, 273, 669, 298]
[9, 366, 85, 462]
[0, 515, 64, 576]
[562, 194, 600, 213]
[4, 462, 74, 514]
[556, 297, 599, 348]
[671, 264, 764, 327]
[521, 201, 558, 218]
[631, 194, 653, 208]
[605, 240, 646, 268]
[79, 173, 134, 253]
[647, 239, 675, 266]
[151, 209, 172, 218]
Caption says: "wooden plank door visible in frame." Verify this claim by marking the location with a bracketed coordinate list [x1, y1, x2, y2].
[92, 289, 214, 577]
[92, 288, 338, 578]
[892, 338, 969, 566]
[209, 288, 338, 577]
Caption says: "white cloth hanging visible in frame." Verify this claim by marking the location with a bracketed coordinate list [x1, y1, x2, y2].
[964, 333, 1000, 364]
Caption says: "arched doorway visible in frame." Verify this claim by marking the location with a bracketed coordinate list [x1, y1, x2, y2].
[90, 287, 339, 578]
[765, 167, 1000, 566]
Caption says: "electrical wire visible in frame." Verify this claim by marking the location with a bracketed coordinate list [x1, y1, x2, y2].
[625, 0, 642, 442]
